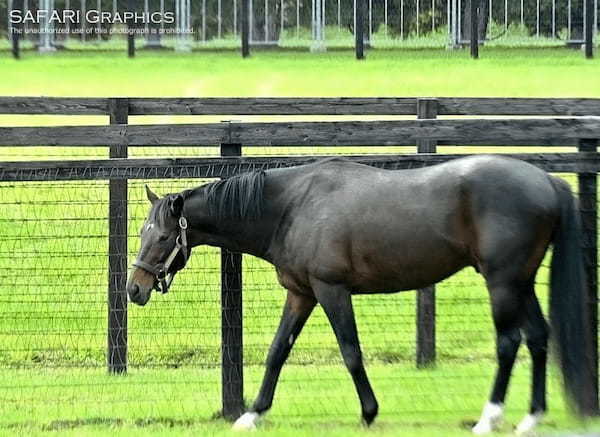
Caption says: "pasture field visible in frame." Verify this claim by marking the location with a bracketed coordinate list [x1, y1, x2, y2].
[0, 49, 599, 436]
[0, 363, 589, 437]
[1, 48, 600, 101]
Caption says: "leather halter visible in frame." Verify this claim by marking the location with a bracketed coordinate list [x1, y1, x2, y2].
[132, 216, 189, 294]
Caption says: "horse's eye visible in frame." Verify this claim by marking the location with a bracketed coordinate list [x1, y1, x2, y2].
[158, 234, 169, 242]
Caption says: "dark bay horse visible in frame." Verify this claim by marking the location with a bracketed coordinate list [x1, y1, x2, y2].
[126, 155, 593, 434]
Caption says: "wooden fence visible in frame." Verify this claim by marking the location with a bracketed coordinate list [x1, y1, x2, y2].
[0, 97, 599, 418]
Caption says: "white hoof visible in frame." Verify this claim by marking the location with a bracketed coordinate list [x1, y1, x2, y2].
[515, 412, 543, 435]
[472, 420, 494, 435]
[232, 412, 260, 431]
[472, 402, 504, 435]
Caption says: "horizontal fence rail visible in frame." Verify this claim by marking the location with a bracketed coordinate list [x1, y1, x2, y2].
[1, 118, 600, 147]
[2, 97, 600, 116]
[1, 153, 600, 182]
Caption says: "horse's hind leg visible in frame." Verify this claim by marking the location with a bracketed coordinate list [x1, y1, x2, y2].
[233, 289, 316, 430]
[310, 278, 379, 425]
[473, 280, 525, 435]
[469, 202, 554, 435]
[515, 291, 549, 434]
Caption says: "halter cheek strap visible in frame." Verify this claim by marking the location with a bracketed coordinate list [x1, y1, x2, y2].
[132, 216, 189, 294]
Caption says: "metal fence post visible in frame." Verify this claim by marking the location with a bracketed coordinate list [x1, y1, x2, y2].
[355, 0, 365, 59]
[470, 0, 479, 58]
[578, 138, 599, 415]
[416, 98, 438, 367]
[220, 141, 245, 420]
[11, 0, 23, 60]
[127, 0, 135, 57]
[585, 0, 594, 58]
[108, 98, 129, 373]
[241, 0, 250, 57]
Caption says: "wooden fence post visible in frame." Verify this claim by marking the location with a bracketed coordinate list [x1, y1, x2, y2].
[470, 0, 479, 59]
[107, 98, 129, 373]
[241, 0, 250, 57]
[220, 142, 245, 420]
[355, 0, 365, 60]
[416, 98, 438, 368]
[578, 138, 599, 415]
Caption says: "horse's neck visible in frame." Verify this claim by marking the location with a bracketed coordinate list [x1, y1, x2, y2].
[183, 193, 275, 260]
[207, 218, 273, 258]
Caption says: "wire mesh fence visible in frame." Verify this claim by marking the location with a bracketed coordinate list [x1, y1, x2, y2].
[0, 162, 593, 427]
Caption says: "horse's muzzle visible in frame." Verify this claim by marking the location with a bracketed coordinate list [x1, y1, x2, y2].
[127, 281, 151, 306]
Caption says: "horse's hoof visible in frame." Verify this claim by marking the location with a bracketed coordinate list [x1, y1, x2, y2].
[361, 416, 375, 427]
[232, 412, 260, 431]
[472, 402, 503, 435]
[361, 410, 378, 427]
[515, 412, 543, 435]
[472, 421, 493, 435]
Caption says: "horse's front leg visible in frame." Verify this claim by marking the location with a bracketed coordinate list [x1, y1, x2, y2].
[310, 278, 379, 425]
[232, 289, 316, 430]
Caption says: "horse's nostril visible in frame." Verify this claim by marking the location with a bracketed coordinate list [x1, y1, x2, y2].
[127, 283, 139, 299]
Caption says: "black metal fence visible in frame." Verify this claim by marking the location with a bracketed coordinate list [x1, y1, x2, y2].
[0, 96, 599, 425]
[3, 0, 598, 59]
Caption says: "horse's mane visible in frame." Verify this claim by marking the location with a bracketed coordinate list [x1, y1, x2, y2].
[150, 196, 179, 227]
[151, 171, 265, 224]
[199, 170, 266, 221]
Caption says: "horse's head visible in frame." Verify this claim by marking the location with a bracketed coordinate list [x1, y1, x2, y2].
[126, 185, 190, 306]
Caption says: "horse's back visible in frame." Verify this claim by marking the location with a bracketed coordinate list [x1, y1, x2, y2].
[289, 155, 558, 220]
[268, 156, 559, 293]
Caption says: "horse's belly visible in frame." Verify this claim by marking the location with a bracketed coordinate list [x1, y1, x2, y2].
[348, 267, 465, 293]
[346, 245, 470, 293]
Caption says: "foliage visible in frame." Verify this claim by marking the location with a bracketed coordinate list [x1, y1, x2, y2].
[487, 20, 531, 39]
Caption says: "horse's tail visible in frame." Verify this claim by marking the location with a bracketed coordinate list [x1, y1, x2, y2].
[549, 176, 595, 415]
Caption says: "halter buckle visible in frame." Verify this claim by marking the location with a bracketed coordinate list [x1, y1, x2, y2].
[179, 217, 188, 230]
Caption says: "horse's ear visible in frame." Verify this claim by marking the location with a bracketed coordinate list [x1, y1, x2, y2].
[145, 185, 159, 204]
[169, 193, 184, 217]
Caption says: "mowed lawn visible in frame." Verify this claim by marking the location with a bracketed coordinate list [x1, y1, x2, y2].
[1, 48, 600, 99]
[0, 48, 599, 436]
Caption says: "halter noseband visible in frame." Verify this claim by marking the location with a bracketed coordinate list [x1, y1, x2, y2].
[132, 216, 189, 294]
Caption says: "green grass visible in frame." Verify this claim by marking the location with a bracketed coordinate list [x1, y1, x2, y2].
[1, 363, 597, 437]
[0, 49, 598, 435]
[1, 49, 599, 100]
